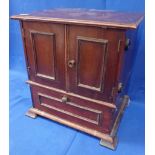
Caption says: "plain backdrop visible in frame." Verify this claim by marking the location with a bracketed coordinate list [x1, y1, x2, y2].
[9, 1, 145, 155]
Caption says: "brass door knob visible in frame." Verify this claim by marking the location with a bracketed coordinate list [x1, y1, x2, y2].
[61, 96, 68, 103]
[68, 60, 75, 68]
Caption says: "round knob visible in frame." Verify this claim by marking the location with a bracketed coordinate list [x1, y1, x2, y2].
[68, 60, 75, 68]
[61, 96, 68, 103]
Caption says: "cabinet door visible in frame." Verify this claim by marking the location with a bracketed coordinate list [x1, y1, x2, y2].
[22, 22, 66, 90]
[67, 25, 125, 102]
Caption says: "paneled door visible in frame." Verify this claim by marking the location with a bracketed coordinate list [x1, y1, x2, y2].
[22, 22, 66, 90]
[67, 25, 125, 102]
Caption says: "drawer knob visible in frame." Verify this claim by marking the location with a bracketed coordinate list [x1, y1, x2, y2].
[68, 60, 75, 68]
[61, 96, 68, 103]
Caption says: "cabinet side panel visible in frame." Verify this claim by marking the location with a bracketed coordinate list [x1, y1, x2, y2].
[112, 29, 137, 126]
[119, 29, 137, 97]
[19, 21, 30, 77]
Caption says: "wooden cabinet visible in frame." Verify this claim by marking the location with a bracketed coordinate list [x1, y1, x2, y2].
[11, 9, 143, 150]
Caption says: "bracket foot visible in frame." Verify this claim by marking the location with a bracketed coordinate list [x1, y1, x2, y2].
[25, 108, 37, 118]
[100, 136, 118, 150]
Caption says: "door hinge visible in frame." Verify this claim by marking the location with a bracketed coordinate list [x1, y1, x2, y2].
[118, 82, 123, 93]
[117, 40, 122, 53]
[21, 28, 25, 39]
[125, 38, 131, 51]
[111, 82, 124, 98]
[27, 66, 30, 72]
[111, 87, 117, 98]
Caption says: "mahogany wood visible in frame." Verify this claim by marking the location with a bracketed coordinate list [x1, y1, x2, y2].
[11, 9, 143, 150]
[26, 95, 129, 150]
[22, 21, 66, 90]
[67, 25, 126, 102]
[11, 8, 143, 29]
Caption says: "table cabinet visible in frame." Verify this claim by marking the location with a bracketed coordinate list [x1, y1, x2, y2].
[11, 9, 143, 150]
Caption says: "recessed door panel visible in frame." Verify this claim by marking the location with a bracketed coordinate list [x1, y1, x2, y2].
[77, 36, 108, 92]
[31, 31, 56, 80]
[23, 22, 65, 90]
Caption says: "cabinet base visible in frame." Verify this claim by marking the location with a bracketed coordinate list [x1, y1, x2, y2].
[25, 109, 37, 118]
[100, 136, 118, 150]
[25, 95, 129, 150]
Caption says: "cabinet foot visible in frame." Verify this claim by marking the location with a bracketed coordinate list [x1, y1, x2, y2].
[100, 136, 118, 150]
[25, 108, 37, 118]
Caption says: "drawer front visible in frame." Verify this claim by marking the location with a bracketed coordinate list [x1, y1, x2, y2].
[30, 85, 113, 133]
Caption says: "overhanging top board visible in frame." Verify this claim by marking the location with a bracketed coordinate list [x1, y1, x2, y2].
[11, 8, 144, 29]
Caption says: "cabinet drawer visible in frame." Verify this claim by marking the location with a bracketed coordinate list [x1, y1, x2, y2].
[30, 85, 113, 133]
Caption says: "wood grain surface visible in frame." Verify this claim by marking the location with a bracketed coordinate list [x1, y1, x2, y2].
[11, 8, 143, 29]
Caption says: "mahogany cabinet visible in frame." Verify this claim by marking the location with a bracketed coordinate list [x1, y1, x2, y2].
[11, 9, 143, 150]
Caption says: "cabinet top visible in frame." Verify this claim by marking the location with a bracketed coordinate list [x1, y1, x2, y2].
[11, 8, 143, 29]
